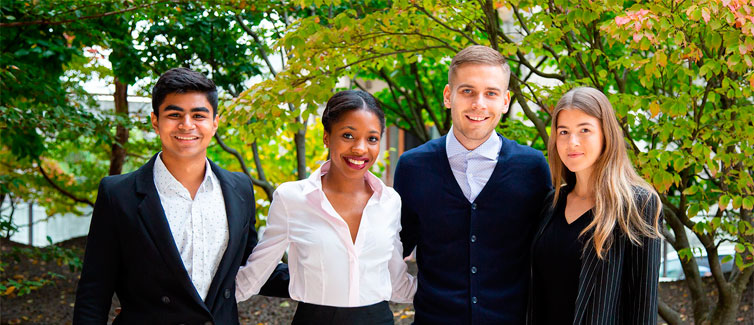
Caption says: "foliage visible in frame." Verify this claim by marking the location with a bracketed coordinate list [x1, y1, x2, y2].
[0, 237, 83, 297]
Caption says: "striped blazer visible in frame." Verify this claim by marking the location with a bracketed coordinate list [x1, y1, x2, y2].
[527, 188, 662, 325]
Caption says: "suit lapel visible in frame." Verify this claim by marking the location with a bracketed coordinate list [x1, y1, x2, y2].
[134, 154, 209, 312]
[204, 161, 247, 308]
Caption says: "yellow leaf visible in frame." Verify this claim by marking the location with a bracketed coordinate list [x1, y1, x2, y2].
[650, 101, 660, 117]
[3, 286, 15, 295]
[656, 51, 667, 67]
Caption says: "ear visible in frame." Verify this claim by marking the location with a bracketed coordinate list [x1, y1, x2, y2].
[323, 131, 330, 148]
[212, 114, 219, 135]
[443, 84, 452, 109]
[501, 91, 511, 115]
[150, 112, 159, 133]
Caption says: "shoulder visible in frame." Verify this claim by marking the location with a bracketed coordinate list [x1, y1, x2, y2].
[500, 135, 547, 163]
[271, 179, 310, 200]
[99, 171, 136, 193]
[397, 136, 444, 166]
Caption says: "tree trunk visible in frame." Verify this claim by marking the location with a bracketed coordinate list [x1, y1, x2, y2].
[294, 115, 307, 180]
[109, 78, 129, 176]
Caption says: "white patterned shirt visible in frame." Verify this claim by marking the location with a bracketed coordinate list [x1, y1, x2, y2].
[153, 153, 229, 301]
[446, 126, 502, 202]
[235, 161, 416, 307]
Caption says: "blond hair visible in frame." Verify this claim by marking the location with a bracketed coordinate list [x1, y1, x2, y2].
[448, 45, 511, 87]
[548, 87, 662, 259]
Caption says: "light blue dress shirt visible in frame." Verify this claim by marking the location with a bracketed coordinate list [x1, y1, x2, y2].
[446, 126, 502, 202]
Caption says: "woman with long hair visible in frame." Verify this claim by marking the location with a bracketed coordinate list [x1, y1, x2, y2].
[528, 87, 663, 324]
[235, 90, 416, 324]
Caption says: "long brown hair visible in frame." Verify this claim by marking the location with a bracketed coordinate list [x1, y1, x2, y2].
[547, 87, 662, 259]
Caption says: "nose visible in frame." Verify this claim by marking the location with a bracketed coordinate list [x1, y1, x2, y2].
[178, 115, 195, 130]
[471, 94, 487, 110]
[352, 138, 367, 154]
[569, 134, 579, 147]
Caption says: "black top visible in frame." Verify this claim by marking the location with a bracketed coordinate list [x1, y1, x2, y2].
[531, 193, 592, 325]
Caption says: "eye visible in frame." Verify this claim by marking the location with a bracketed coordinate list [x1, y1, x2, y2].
[168, 113, 181, 118]
[486, 91, 497, 96]
[193, 114, 206, 119]
[368, 136, 380, 143]
[580, 128, 590, 133]
[342, 133, 354, 139]
[462, 89, 472, 94]
[558, 130, 568, 135]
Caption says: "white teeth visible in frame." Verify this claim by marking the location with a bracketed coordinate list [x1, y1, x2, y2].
[347, 158, 365, 165]
[176, 136, 198, 140]
[468, 116, 486, 121]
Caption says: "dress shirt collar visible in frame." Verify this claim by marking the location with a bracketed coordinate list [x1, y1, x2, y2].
[301, 160, 385, 203]
[445, 125, 501, 161]
[154, 152, 216, 199]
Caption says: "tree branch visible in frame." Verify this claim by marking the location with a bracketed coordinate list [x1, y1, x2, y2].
[213, 133, 274, 199]
[658, 298, 683, 325]
[1, 1, 171, 27]
[36, 162, 94, 207]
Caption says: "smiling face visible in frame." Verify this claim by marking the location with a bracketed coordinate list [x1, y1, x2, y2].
[150, 91, 218, 164]
[555, 108, 604, 179]
[444, 63, 511, 150]
[323, 109, 381, 181]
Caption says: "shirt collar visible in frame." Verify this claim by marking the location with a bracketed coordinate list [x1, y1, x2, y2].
[445, 125, 501, 160]
[154, 152, 216, 198]
[301, 160, 385, 202]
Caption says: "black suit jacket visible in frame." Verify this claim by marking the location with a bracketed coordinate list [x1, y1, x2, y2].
[73, 154, 289, 325]
[528, 188, 661, 325]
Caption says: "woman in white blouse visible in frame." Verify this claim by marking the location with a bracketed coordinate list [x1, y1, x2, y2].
[236, 90, 416, 324]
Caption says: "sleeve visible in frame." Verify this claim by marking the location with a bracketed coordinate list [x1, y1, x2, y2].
[387, 198, 417, 303]
[73, 179, 120, 324]
[235, 189, 291, 302]
[622, 194, 662, 324]
[393, 158, 419, 258]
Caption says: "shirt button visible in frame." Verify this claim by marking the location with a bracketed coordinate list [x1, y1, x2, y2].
[471, 203, 477, 210]
[161, 296, 170, 304]
[472, 296, 478, 304]
[471, 266, 477, 274]
[470, 235, 477, 243]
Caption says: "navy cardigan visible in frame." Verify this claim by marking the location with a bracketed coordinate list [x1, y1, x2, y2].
[394, 134, 551, 324]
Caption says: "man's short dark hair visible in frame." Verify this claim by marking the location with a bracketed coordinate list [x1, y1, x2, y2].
[151, 68, 218, 119]
[448, 45, 510, 88]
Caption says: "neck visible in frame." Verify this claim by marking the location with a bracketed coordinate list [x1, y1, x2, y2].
[572, 169, 594, 199]
[322, 166, 369, 194]
[160, 152, 207, 187]
[454, 128, 493, 151]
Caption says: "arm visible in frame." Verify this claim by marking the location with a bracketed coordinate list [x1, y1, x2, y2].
[388, 199, 417, 303]
[73, 179, 120, 324]
[236, 189, 290, 302]
[393, 159, 419, 258]
[622, 194, 662, 324]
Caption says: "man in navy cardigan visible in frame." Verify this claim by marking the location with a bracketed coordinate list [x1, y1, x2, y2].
[394, 45, 551, 324]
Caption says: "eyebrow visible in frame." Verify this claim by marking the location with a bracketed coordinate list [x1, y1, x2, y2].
[557, 122, 597, 128]
[338, 126, 381, 134]
[456, 84, 502, 92]
[163, 105, 210, 113]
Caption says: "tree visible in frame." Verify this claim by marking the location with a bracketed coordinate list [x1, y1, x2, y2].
[234, 0, 753, 323]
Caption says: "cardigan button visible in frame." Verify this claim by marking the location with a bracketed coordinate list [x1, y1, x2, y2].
[224, 288, 231, 299]
[472, 296, 478, 304]
[470, 235, 477, 243]
[471, 203, 477, 210]
[471, 266, 477, 274]
[161, 296, 170, 304]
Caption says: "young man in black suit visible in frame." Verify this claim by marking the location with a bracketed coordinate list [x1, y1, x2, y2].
[73, 68, 288, 324]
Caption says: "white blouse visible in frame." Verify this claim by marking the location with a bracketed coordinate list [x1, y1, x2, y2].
[235, 161, 416, 307]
